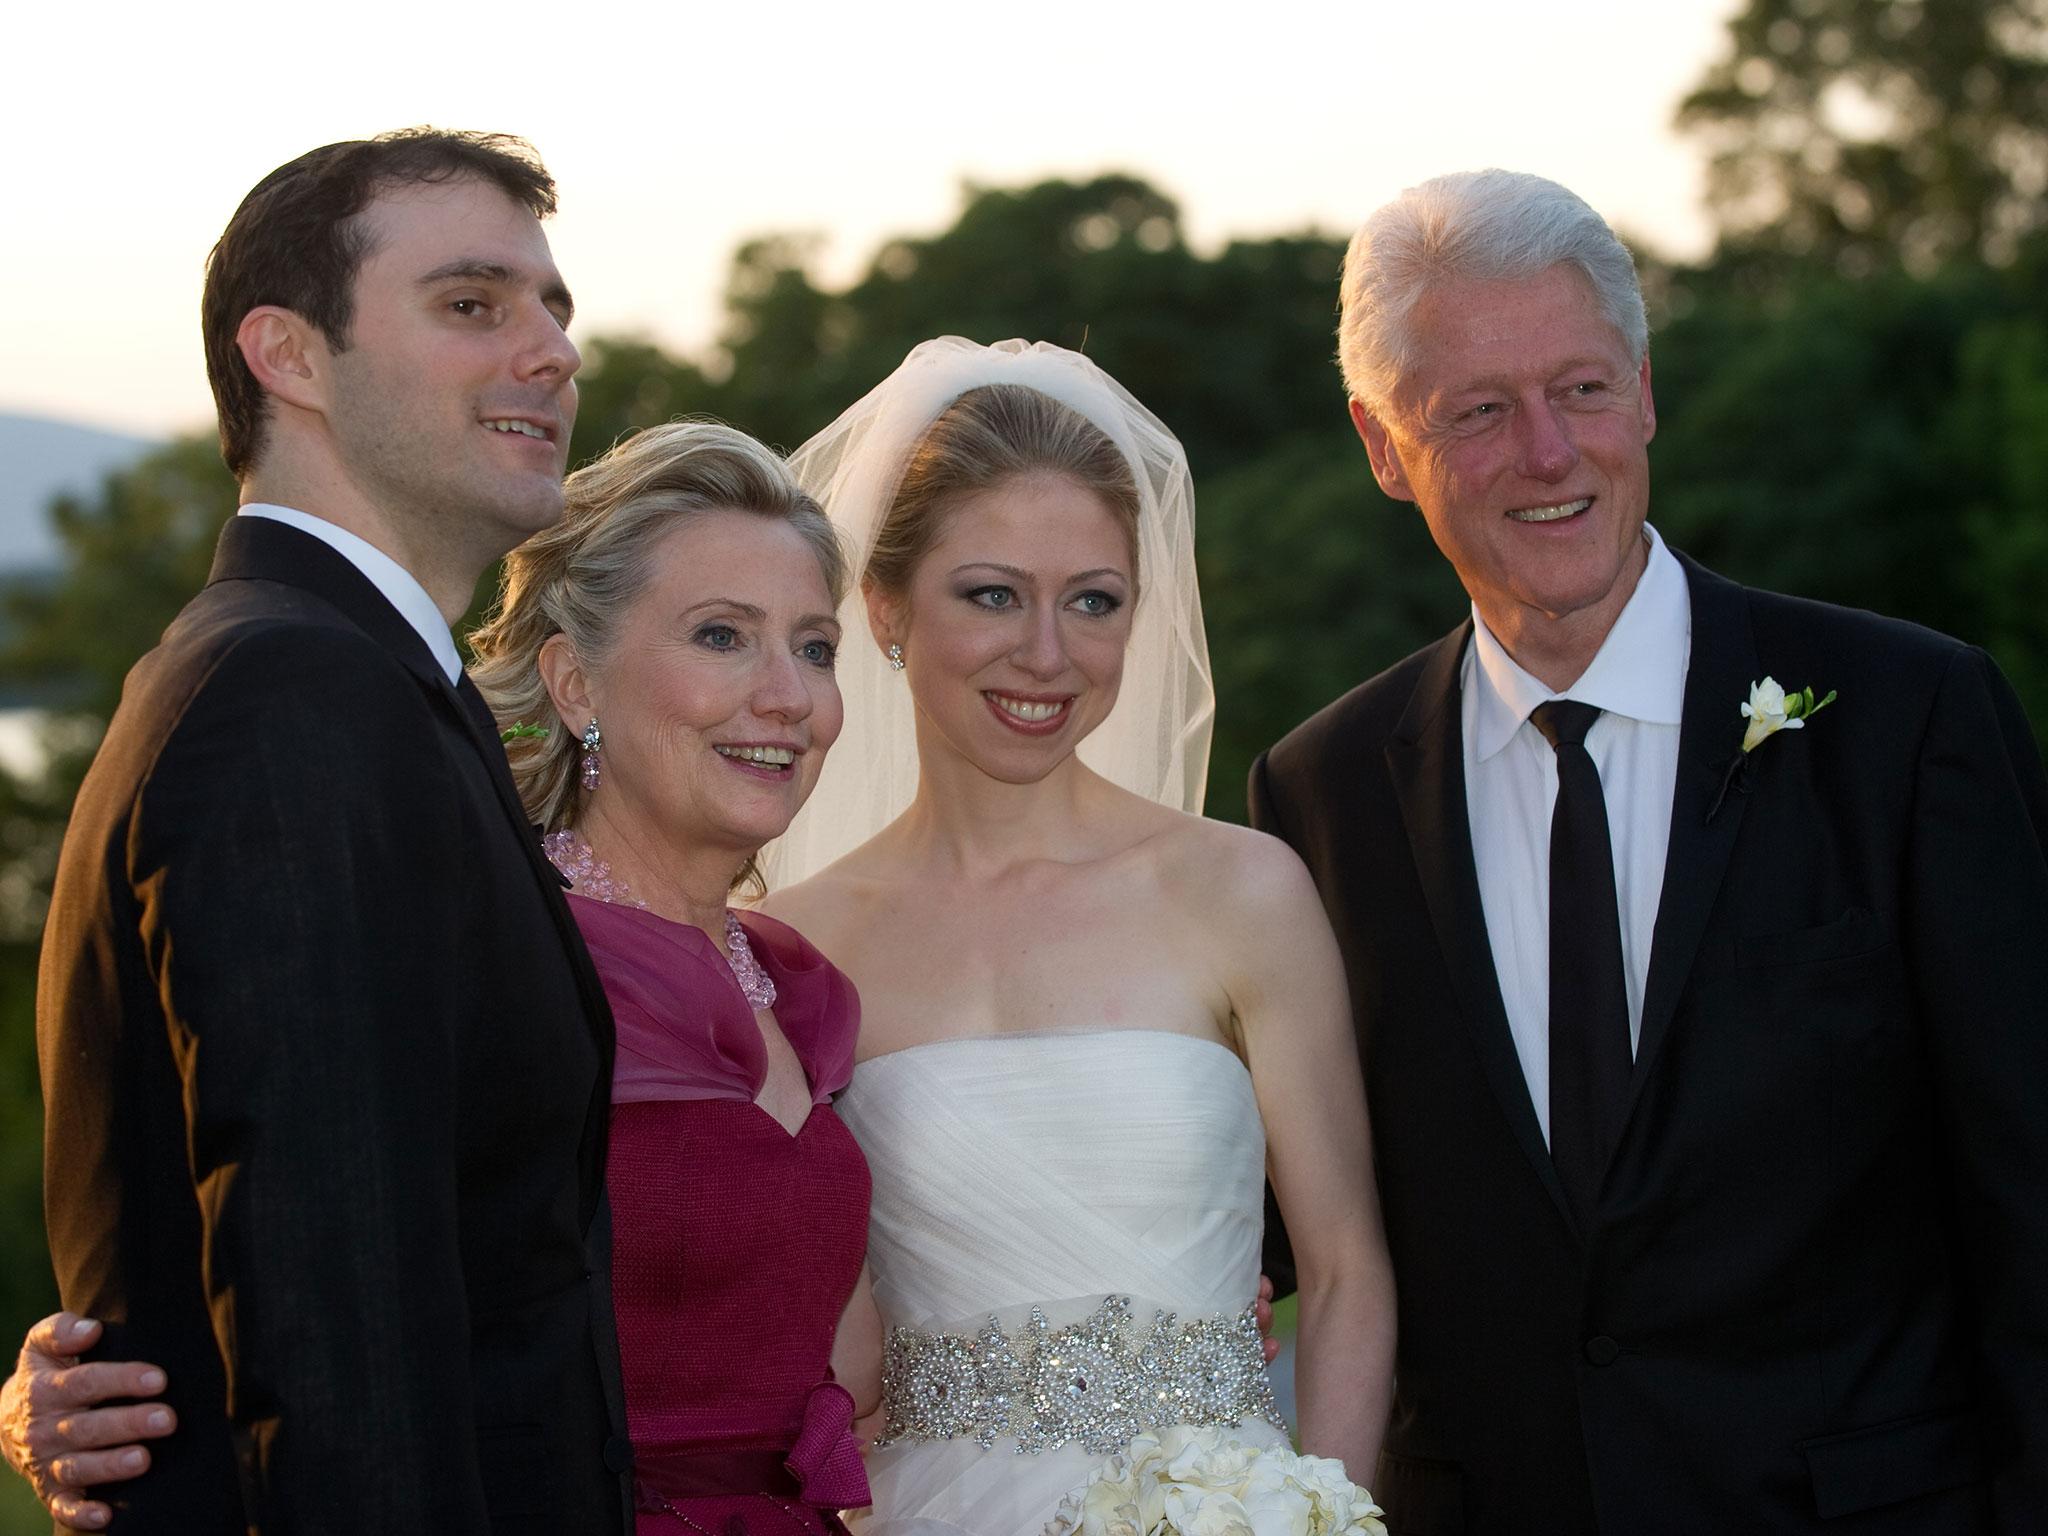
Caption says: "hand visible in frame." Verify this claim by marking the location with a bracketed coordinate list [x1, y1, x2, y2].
[1255, 1273, 1280, 1364]
[1, 1313, 175, 1531]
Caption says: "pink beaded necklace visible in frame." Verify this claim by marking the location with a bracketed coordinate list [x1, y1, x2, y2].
[542, 829, 777, 1010]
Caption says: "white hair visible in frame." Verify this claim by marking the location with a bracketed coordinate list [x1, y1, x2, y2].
[1336, 169, 1648, 412]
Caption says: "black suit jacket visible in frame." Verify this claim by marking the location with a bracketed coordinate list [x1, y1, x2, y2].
[38, 517, 632, 1533]
[1251, 555, 2048, 1534]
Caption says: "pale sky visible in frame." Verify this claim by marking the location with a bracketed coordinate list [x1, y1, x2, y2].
[6, 0, 1740, 438]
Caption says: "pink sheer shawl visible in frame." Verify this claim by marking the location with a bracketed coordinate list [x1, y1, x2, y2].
[566, 896, 859, 1107]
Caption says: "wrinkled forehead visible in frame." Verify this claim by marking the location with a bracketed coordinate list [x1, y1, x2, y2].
[1398, 264, 1634, 398]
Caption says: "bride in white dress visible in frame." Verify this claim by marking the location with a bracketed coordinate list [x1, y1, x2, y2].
[759, 339, 1396, 1536]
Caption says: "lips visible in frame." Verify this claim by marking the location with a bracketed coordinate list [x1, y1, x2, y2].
[714, 743, 798, 773]
[481, 417, 554, 441]
[984, 691, 1072, 735]
[1507, 497, 1591, 523]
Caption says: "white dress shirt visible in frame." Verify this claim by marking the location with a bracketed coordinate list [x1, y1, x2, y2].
[237, 504, 463, 684]
[1461, 525, 1691, 1144]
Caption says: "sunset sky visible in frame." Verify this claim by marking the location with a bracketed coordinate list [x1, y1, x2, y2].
[6, 0, 1740, 438]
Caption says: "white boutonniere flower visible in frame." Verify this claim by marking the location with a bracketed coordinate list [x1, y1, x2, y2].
[1741, 677, 1836, 753]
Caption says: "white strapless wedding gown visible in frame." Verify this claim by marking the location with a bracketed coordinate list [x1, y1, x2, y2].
[837, 1030, 1292, 1536]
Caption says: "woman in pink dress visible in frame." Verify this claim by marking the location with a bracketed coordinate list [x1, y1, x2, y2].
[1, 421, 880, 1535]
[485, 419, 877, 1536]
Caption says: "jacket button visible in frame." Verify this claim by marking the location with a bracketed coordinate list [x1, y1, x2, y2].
[604, 1435, 635, 1474]
[1583, 1335, 1621, 1366]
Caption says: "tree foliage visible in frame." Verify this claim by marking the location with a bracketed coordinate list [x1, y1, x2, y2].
[1678, 0, 2048, 275]
[7, 0, 2048, 1348]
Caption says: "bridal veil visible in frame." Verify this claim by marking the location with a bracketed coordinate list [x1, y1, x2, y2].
[760, 337, 1215, 889]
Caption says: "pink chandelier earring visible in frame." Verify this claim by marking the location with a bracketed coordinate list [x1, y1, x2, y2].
[579, 718, 603, 790]
[886, 643, 905, 672]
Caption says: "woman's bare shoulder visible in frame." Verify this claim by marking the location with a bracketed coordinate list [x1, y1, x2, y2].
[1143, 806, 1320, 912]
[756, 846, 903, 952]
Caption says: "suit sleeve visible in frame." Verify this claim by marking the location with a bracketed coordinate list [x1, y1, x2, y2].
[1906, 645, 2048, 1523]
[1247, 749, 1301, 1298]
[132, 630, 492, 1533]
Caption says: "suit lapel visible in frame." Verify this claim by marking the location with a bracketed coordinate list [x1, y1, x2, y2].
[1624, 557, 1758, 1120]
[450, 672, 618, 1229]
[209, 518, 618, 1150]
[1386, 624, 1579, 1235]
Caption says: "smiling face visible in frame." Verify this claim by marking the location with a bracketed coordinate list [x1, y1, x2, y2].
[1353, 262, 1656, 661]
[875, 471, 1137, 785]
[578, 510, 844, 861]
[323, 176, 580, 562]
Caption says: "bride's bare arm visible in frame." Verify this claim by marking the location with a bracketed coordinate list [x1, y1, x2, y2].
[1213, 829, 1395, 1478]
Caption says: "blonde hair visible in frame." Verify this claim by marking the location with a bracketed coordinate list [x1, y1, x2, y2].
[864, 384, 1142, 595]
[468, 420, 846, 887]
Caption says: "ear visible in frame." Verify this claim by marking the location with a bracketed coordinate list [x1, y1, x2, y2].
[1636, 352, 1657, 445]
[1349, 398, 1417, 504]
[235, 306, 330, 416]
[537, 633, 595, 733]
[863, 578, 905, 659]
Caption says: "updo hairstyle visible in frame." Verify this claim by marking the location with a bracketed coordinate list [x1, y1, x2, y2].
[863, 384, 1143, 597]
[469, 420, 847, 842]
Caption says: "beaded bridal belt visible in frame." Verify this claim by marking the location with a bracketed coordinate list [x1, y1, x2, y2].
[874, 1294, 1289, 1458]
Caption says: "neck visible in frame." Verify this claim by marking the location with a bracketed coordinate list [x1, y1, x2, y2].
[241, 456, 486, 624]
[573, 802, 746, 938]
[1477, 535, 1650, 692]
[892, 715, 1109, 876]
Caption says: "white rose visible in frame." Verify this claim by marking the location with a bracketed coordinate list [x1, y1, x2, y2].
[1158, 1426, 1259, 1496]
[1259, 1450, 1386, 1536]
[1237, 1480, 1312, 1536]
[1740, 676, 1805, 752]
[1163, 1486, 1256, 1536]
[1090, 1486, 1142, 1535]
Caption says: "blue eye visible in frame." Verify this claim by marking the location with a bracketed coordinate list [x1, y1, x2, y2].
[966, 585, 1017, 611]
[696, 624, 741, 651]
[1070, 590, 1122, 617]
[800, 638, 838, 668]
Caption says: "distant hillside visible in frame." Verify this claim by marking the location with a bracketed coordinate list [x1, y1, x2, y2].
[0, 413, 160, 571]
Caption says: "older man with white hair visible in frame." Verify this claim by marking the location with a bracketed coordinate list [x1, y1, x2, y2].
[1252, 169, 2048, 1533]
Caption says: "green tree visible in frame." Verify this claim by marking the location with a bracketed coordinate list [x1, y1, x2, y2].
[1678, 0, 2048, 276]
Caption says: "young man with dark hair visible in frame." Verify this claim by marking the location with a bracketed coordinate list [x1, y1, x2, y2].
[22, 128, 631, 1533]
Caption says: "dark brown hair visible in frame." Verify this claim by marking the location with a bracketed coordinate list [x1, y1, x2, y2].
[201, 128, 557, 479]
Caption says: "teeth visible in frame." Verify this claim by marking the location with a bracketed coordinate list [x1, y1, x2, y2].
[715, 745, 795, 766]
[990, 695, 1066, 722]
[483, 419, 546, 439]
[1508, 498, 1591, 523]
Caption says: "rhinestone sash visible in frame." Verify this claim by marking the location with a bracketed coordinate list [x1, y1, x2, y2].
[873, 1294, 1288, 1458]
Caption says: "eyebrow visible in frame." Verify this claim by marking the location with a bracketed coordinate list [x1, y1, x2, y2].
[679, 599, 841, 630]
[948, 562, 1130, 585]
[1444, 356, 1624, 395]
[416, 259, 575, 322]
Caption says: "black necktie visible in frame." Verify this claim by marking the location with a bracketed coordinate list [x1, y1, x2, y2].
[1530, 700, 1632, 1227]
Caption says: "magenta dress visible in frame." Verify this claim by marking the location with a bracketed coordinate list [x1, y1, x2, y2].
[566, 891, 872, 1536]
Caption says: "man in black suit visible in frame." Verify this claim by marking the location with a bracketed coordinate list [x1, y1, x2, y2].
[23, 132, 629, 1531]
[1251, 169, 2048, 1533]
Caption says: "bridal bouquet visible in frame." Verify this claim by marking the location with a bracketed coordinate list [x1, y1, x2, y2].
[1044, 1425, 1387, 1536]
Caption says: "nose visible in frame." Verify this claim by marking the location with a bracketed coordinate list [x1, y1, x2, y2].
[1011, 606, 1068, 680]
[1516, 397, 1578, 482]
[750, 647, 815, 725]
[516, 302, 582, 386]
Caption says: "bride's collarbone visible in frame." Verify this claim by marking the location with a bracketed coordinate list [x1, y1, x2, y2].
[848, 924, 1238, 1060]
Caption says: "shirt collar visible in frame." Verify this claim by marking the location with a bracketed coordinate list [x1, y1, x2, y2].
[1466, 523, 1691, 762]
[237, 504, 463, 683]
